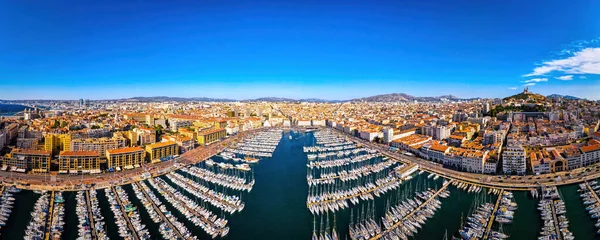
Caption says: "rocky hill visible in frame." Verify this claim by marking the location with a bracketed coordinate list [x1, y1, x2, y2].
[503, 92, 547, 102]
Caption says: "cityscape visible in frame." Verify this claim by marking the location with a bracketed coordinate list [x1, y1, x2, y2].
[2, 1, 600, 240]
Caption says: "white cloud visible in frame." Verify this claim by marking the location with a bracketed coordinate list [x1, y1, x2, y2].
[524, 48, 600, 76]
[523, 83, 536, 87]
[522, 78, 548, 83]
[556, 75, 573, 81]
[508, 87, 518, 90]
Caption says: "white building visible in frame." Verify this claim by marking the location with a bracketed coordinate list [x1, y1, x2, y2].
[581, 145, 600, 167]
[383, 128, 394, 144]
[502, 146, 527, 175]
[422, 125, 451, 140]
[169, 120, 192, 132]
[282, 120, 291, 127]
[483, 160, 497, 174]
[359, 129, 380, 142]
[0, 132, 6, 149]
[296, 119, 311, 127]
[311, 119, 326, 126]
[421, 144, 450, 163]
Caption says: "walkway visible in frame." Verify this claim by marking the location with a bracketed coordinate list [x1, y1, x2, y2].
[585, 182, 600, 204]
[334, 127, 600, 190]
[84, 190, 98, 240]
[134, 182, 185, 240]
[110, 186, 140, 240]
[369, 179, 454, 240]
[44, 191, 55, 240]
[483, 189, 505, 240]
[549, 200, 562, 240]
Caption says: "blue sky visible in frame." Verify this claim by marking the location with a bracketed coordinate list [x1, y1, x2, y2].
[1, 0, 599, 100]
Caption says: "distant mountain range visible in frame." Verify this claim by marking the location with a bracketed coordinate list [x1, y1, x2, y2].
[349, 93, 474, 102]
[124, 96, 340, 103]
[1, 93, 591, 103]
[125, 96, 236, 102]
[546, 94, 581, 100]
[124, 94, 475, 103]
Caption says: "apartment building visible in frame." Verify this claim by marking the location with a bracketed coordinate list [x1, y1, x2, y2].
[197, 128, 226, 145]
[502, 146, 527, 175]
[71, 137, 126, 157]
[58, 151, 101, 174]
[106, 146, 146, 170]
[145, 141, 179, 162]
[10, 149, 51, 173]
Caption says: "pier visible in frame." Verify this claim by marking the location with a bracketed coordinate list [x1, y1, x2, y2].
[549, 200, 562, 240]
[152, 179, 226, 236]
[308, 164, 418, 208]
[44, 191, 55, 240]
[369, 179, 454, 240]
[110, 186, 140, 240]
[483, 189, 504, 240]
[84, 190, 98, 240]
[585, 181, 600, 204]
[307, 177, 401, 207]
[134, 182, 185, 239]
[170, 173, 240, 210]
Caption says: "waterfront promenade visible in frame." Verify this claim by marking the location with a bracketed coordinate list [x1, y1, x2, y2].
[341, 128, 600, 190]
[0, 128, 262, 191]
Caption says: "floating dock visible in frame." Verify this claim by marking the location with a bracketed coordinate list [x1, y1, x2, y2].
[111, 186, 140, 240]
[44, 191, 55, 240]
[84, 190, 98, 240]
[134, 182, 185, 239]
[483, 189, 505, 240]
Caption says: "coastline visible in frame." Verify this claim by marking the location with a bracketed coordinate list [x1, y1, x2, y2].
[1, 126, 599, 192]
[0, 128, 261, 191]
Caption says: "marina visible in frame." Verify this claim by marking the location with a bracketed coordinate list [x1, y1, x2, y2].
[1, 129, 600, 239]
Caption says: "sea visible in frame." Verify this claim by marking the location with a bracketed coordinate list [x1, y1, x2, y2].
[1, 130, 599, 239]
[0, 103, 28, 116]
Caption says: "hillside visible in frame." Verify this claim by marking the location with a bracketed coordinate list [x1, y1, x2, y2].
[503, 92, 547, 102]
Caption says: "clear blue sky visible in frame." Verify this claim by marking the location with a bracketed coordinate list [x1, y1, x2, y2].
[1, 0, 599, 100]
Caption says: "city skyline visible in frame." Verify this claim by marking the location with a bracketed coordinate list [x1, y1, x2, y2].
[2, 1, 599, 100]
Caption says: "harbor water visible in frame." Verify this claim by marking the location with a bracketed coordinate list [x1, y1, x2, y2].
[4, 130, 600, 239]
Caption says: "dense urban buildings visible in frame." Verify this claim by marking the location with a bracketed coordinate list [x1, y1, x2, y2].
[1, 88, 599, 177]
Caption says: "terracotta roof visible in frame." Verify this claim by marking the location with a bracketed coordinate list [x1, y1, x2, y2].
[430, 144, 450, 152]
[12, 149, 51, 156]
[198, 128, 225, 135]
[146, 141, 177, 149]
[107, 146, 144, 155]
[60, 151, 99, 157]
[449, 135, 465, 140]
[581, 144, 600, 153]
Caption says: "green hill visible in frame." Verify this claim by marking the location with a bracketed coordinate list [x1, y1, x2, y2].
[503, 92, 546, 102]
